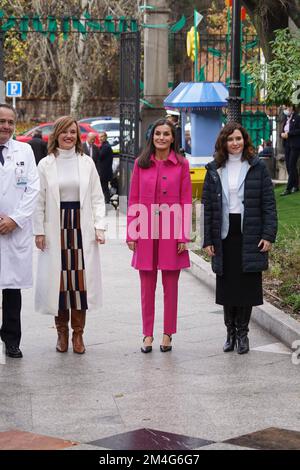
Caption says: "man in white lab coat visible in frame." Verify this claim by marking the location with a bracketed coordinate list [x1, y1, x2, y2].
[0, 104, 39, 358]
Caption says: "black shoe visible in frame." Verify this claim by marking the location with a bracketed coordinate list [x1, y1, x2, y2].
[141, 336, 153, 354]
[291, 187, 299, 193]
[5, 345, 23, 358]
[160, 334, 172, 352]
[235, 306, 252, 355]
[223, 332, 236, 352]
[237, 335, 249, 354]
[223, 306, 237, 352]
[280, 189, 291, 196]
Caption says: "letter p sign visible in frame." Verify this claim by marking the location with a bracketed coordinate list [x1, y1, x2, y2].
[6, 81, 22, 97]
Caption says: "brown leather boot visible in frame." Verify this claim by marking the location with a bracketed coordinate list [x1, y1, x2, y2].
[71, 309, 86, 354]
[55, 310, 69, 353]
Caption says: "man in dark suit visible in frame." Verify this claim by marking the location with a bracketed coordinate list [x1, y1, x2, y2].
[82, 132, 99, 163]
[28, 130, 48, 165]
[258, 140, 274, 158]
[96, 132, 113, 204]
[280, 104, 300, 196]
[166, 113, 182, 148]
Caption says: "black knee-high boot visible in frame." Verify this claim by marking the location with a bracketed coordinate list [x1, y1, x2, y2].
[236, 306, 252, 354]
[223, 306, 237, 352]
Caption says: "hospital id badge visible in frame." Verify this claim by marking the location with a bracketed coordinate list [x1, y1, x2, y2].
[15, 167, 27, 185]
[16, 176, 28, 185]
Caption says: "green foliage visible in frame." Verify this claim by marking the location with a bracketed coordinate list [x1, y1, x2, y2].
[284, 294, 300, 312]
[274, 185, 300, 235]
[245, 28, 300, 105]
[4, 32, 28, 66]
[15, 121, 36, 135]
[265, 187, 300, 314]
[206, 1, 256, 35]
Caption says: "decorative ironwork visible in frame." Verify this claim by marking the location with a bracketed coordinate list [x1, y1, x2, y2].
[0, 14, 138, 41]
[169, 30, 281, 154]
[227, 0, 242, 123]
[119, 31, 140, 200]
[169, 31, 260, 90]
[227, 93, 243, 123]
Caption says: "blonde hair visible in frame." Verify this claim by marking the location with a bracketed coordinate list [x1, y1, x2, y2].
[48, 116, 83, 156]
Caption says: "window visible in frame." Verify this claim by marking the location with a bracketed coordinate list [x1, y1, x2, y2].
[91, 122, 120, 132]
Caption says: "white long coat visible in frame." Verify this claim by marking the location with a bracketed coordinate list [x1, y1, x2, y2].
[33, 153, 106, 315]
[0, 139, 40, 288]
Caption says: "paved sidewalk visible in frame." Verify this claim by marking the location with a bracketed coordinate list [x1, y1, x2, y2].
[1, 210, 300, 451]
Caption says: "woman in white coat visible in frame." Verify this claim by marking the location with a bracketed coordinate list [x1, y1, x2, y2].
[33, 116, 106, 354]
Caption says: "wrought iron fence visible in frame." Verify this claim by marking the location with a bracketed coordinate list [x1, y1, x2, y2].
[119, 31, 141, 201]
[169, 30, 282, 162]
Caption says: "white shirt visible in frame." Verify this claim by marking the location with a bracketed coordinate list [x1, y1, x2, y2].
[284, 114, 293, 133]
[56, 147, 80, 201]
[85, 142, 93, 157]
[0, 138, 12, 165]
[227, 153, 242, 213]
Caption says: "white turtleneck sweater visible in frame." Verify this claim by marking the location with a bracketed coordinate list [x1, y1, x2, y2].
[227, 152, 242, 213]
[55, 148, 80, 201]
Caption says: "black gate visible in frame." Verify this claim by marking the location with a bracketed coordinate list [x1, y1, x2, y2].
[119, 31, 140, 206]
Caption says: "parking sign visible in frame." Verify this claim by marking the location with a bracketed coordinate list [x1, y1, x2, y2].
[6, 81, 22, 97]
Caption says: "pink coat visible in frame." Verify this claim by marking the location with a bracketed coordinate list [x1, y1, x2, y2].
[127, 151, 192, 271]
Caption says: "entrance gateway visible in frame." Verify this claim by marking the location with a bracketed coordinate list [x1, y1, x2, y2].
[119, 31, 140, 204]
[0, 14, 141, 201]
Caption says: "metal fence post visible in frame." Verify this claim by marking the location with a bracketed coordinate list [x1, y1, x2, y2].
[0, 27, 5, 103]
[227, 0, 243, 123]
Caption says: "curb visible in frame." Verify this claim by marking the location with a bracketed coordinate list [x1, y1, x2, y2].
[188, 251, 300, 348]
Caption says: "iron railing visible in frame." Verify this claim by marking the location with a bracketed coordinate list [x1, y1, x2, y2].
[169, 31, 282, 159]
[119, 31, 141, 200]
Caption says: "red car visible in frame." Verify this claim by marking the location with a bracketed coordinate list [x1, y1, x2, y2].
[16, 122, 100, 145]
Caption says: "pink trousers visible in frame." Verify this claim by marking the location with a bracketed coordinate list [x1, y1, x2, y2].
[139, 269, 180, 337]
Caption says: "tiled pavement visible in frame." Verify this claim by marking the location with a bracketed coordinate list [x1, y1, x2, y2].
[1, 427, 300, 450]
[1, 211, 300, 451]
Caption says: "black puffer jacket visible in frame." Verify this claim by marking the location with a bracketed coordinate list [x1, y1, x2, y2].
[201, 157, 277, 276]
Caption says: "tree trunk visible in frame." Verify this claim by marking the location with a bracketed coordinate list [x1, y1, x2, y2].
[242, 0, 289, 60]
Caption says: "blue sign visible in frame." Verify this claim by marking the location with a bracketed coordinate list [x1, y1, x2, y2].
[6, 81, 22, 97]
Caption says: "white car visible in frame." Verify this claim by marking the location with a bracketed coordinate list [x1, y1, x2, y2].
[89, 118, 120, 153]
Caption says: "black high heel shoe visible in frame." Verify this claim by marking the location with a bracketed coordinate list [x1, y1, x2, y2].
[141, 336, 154, 353]
[160, 334, 172, 352]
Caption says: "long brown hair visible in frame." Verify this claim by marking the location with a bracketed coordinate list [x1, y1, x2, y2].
[214, 122, 255, 167]
[48, 116, 83, 157]
[138, 118, 182, 168]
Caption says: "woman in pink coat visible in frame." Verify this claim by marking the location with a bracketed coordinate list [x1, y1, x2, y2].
[127, 118, 192, 353]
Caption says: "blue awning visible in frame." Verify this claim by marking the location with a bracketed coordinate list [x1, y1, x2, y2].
[164, 82, 228, 109]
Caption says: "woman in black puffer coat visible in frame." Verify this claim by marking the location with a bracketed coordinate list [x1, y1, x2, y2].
[201, 122, 277, 354]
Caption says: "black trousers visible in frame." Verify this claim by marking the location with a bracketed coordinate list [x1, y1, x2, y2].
[285, 145, 300, 190]
[0, 289, 22, 347]
[100, 177, 110, 204]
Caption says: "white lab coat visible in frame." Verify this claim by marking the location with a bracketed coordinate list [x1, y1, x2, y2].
[33, 153, 106, 315]
[0, 139, 40, 288]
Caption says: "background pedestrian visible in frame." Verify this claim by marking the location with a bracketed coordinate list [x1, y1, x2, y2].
[280, 103, 300, 195]
[28, 130, 48, 164]
[97, 131, 113, 204]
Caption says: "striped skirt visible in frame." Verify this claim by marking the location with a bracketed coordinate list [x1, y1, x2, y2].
[59, 201, 88, 311]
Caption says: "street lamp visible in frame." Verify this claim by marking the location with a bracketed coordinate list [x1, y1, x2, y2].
[227, 0, 242, 123]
